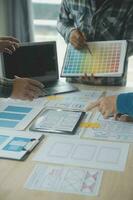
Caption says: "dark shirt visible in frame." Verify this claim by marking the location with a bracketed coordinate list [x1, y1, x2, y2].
[0, 77, 13, 98]
[95, 0, 106, 10]
[57, 0, 133, 86]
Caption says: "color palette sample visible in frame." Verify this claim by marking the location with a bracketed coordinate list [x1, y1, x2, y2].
[3, 137, 31, 152]
[61, 40, 127, 77]
[0, 135, 9, 145]
[0, 105, 32, 128]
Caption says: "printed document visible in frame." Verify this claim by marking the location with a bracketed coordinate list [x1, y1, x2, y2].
[34, 136, 129, 171]
[25, 164, 103, 196]
[46, 90, 103, 111]
[83, 112, 133, 142]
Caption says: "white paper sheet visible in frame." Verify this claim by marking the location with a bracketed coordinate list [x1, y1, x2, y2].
[6, 97, 48, 107]
[24, 164, 103, 196]
[83, 112, 133, 142]
[46, 90, 103, 111]
[0, 103, 44, 130]
[34, 136, 129, 171]
[0, 130, 43, 160]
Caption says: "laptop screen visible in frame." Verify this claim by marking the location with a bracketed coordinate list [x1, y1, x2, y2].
[1, 41, 59, 82]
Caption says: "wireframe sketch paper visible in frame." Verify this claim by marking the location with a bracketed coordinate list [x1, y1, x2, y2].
[61, 40, 127, 77]
[0, 130, 43, 160]
[6, 97, 48, 107]
[83, 112, 133, 142]
[33, 136, 129, 171]
[0, 103, 44, 130]
[46, 90, 103, 111]
[24, 164, 103, 196]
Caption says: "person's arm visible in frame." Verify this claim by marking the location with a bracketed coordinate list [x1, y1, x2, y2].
[86, 92, 133, 119]
[57, 0, 76, 43]
[117, 93, 133, 116]
[11, 77, 44, 101]
[0, 77, 13, 97]
[0, 77, 44, 100]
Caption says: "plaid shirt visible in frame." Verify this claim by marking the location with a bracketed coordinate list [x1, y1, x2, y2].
[57, 0, 133, 86]
[0, 77, 13, 98]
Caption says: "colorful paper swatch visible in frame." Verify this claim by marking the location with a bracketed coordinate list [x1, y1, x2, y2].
[0, 104, 43, 130]
[0, 105, 31, 128]
[3, 137, 31, 152]
[61, 40, 127, 77]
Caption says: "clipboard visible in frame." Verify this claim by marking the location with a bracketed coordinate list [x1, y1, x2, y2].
[0, 131, 44, 160]
[30, 109, 85, 135]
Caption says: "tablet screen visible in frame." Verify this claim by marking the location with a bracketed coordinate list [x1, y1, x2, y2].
[30, 109, 85, 135]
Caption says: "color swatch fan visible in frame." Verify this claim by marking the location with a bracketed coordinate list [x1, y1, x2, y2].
[61, 40, 127, 77]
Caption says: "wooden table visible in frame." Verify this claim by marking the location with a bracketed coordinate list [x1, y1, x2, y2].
[0, 85, 133, 200]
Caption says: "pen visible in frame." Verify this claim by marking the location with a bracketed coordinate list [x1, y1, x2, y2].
[85, 43, 92, 55]
[76, 28, 92, 55]
[85, 101, 99, 111]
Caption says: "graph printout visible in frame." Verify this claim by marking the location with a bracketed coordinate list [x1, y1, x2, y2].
[61, 40, 127, 77]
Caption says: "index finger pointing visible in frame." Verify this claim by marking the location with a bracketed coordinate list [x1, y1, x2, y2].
[85, 100, 100, 111]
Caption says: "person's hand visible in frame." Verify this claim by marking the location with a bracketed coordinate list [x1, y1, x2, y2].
[11, 76, 44, 101]
[0, 36, 20, 54]
[86, 95, 117, 118]
[69, 29, 87, 49]
[114, 113, 133, 122]
[81, 73, 102, 85]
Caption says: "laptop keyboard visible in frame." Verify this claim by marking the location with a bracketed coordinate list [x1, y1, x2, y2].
[44, 81, 64, 88]
[41, 80, 78, 96]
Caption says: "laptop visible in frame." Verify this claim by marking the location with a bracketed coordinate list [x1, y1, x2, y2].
[1, 41, 78, 96]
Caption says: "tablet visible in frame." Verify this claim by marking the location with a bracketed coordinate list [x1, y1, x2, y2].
[30, 109, 85, 135]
